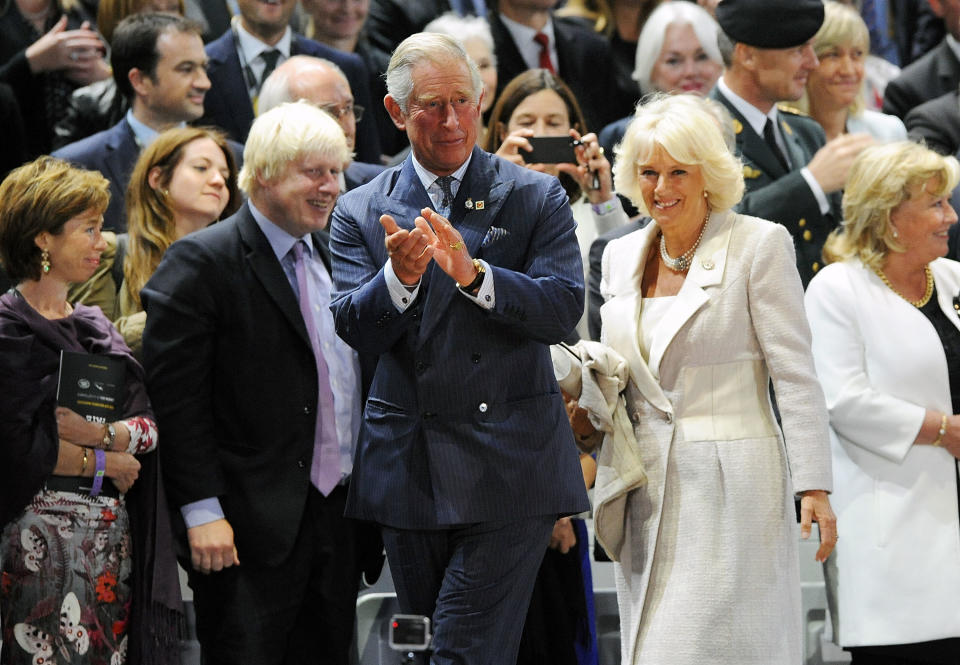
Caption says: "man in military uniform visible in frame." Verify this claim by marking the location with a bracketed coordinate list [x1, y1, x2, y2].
[709, 0, 873, 286]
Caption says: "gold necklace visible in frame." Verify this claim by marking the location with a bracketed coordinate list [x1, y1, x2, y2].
[872, 265, 934, 308]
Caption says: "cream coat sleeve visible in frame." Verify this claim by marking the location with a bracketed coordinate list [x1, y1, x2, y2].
[747, 222, 833, 493]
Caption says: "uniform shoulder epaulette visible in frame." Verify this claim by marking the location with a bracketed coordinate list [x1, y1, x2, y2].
[776, 103, 808, 117]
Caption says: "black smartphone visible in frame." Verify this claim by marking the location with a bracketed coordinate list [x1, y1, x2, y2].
[522, 136, 578, 164]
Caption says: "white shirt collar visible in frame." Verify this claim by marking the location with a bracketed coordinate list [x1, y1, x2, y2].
[125, 109, 185, 148]
[234, 16, 292, 63]
[498, 12, 556, 71]
[409, 152, 473, 193]
[717, 76, 780, 137]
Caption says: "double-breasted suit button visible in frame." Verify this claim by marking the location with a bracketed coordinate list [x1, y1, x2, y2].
[416, 360, 427, 374]
[471, 353, 481, 364]
[798, 218, 806, 227]
[296, 460, 306, 469]
[812, 262, 820, 272]
[665, 412, 673, 424]
[803, 230, 812, 241]
[303, 406, 311, 414]
[478, 403, 488, 413]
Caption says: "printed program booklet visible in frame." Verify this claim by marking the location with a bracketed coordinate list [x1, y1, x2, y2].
[57, 351, 125, 425]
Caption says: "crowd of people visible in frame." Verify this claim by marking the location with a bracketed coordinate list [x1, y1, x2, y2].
[1, 0, 960, 664]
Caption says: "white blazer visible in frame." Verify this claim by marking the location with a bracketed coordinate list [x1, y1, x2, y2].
[805, 258, 960, 647]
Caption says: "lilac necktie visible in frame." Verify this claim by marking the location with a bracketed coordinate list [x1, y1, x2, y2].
[292, 240, 340, 495]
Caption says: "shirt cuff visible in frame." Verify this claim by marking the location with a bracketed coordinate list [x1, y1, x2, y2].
[800, 167, 831, 215]
[181, 498, 225, 528]
[384, 259, 421, 312]
[458, 259, 495, 310]
[590, 196, 627, 235]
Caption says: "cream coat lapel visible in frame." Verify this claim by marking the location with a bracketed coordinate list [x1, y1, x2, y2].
[646, 210, 733, 377]
[600, 223, 672, 415]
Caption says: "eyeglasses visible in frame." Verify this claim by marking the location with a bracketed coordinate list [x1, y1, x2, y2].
[319, 102, 364, 123]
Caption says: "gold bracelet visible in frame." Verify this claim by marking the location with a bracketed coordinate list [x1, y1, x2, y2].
[80, 448, 89, 475]
[932, 413, 948, 447]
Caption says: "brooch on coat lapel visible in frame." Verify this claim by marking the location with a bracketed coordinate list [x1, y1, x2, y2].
[743, 165, 762, 179]
[465, 198, 485, 210]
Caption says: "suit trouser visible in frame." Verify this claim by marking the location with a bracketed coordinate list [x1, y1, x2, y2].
[381, 515, 555, 665]
[188, 485, 362, 665]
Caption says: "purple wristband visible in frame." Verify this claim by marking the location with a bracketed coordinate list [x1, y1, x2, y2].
[91, 449, 106, 497]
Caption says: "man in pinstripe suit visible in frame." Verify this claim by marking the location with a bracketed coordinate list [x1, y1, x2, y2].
[329, 32, 589, 665]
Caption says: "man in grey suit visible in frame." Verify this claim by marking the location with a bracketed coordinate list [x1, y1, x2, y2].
[883, 0, 960, 119]
[329, 32, 589, 665]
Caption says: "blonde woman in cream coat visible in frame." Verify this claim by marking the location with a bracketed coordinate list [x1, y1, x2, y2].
[805, 141, 960, 662]
[596, 94, 837, 665]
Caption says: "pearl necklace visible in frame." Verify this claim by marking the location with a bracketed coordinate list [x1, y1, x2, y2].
[659, 208, 710, 272]
[872, 265, 934, 308]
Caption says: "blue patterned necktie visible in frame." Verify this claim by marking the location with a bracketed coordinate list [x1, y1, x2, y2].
[436, 175, 455, 211]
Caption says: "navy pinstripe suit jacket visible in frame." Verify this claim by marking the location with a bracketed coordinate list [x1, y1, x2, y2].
[330, 147, 591, 529]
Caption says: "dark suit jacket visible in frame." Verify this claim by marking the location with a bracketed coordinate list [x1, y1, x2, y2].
[587, 217, 648, 341]
[200, 29, 381, 163]
[183, 0, 232, 43]
[345, 160, 386, 191]
[53, 118, 244, 233]
[883, 38, 960, 119]
[366, 0, 461, 57]
[598, 116, 630, 159]
[488, 12, 622, 133]
[330, 146, 590, 529]
[709, 87, 838, 287]
[905, 88, 960, 155]
[52, 119, 139, 233]
[141, 203, 377, 572]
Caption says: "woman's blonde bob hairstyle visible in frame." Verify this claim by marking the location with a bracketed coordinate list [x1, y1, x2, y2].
[613, 93, 744, 216]
[824, 141, 960, 269]
[238, 100, 352, 196]
[798, 1, 869, 117]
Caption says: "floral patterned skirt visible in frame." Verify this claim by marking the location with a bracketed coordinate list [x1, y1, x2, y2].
[1, 489, 132, 665]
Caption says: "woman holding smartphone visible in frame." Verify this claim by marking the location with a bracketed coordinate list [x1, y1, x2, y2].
[484, 68, 631, 340]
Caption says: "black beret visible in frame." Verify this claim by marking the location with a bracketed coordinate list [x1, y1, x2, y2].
[716, 0, 825, 49]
